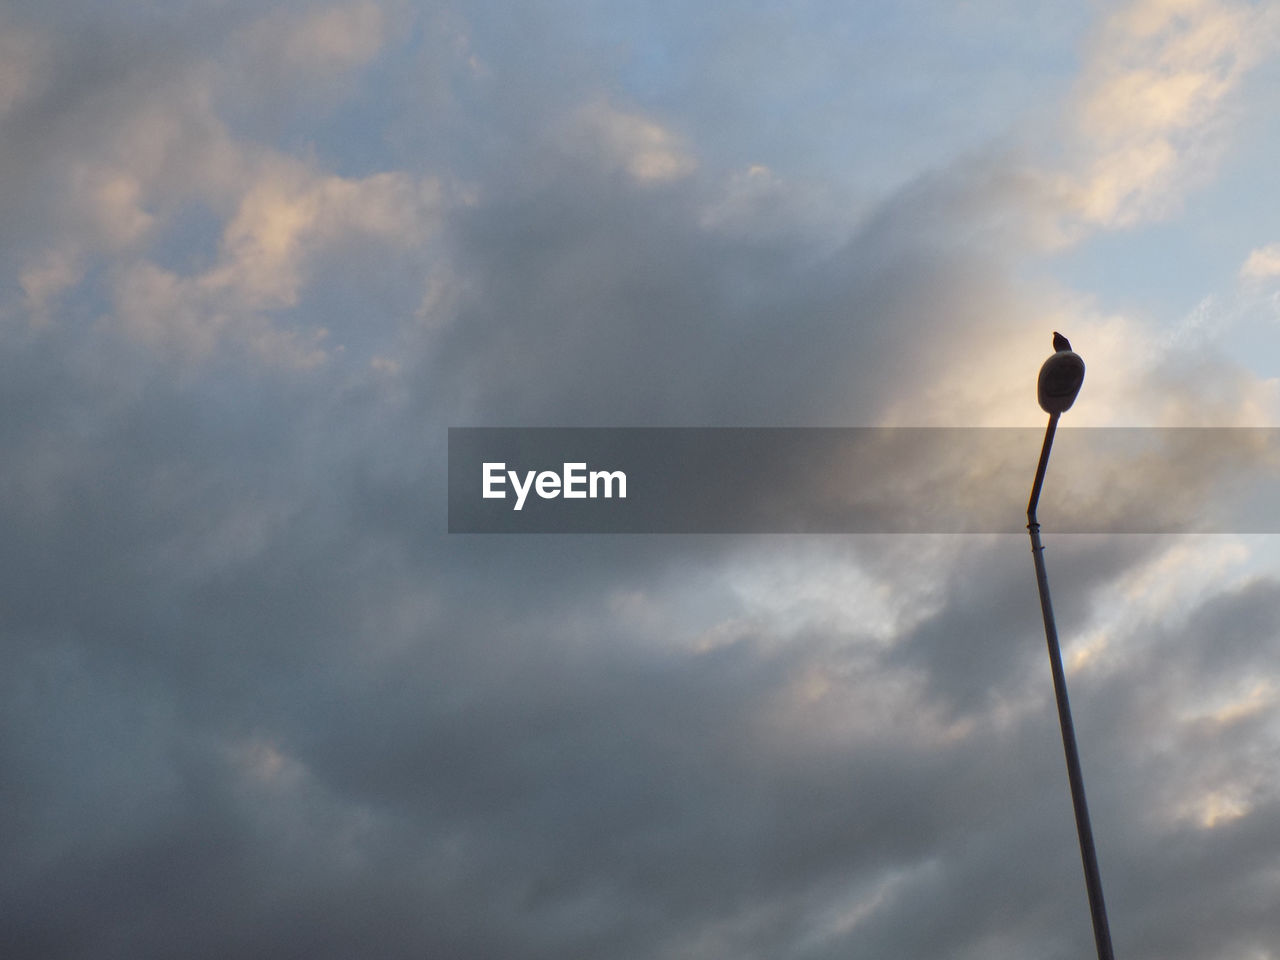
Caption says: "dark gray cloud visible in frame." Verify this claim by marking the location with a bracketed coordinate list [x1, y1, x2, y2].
[424, 154, 1032, 428]
[2, 2, 1279, 959]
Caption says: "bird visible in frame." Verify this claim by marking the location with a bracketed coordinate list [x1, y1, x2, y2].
[1052, 331, 1072, 352]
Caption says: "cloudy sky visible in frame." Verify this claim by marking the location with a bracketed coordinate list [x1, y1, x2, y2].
[3, 0, 1280, 957]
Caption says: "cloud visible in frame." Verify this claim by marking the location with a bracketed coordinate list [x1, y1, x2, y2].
[203, 159, 444, 309]
[102, 168, 442, 367]
[570, 99, 697, 184]
[0, 17, 47, 116]
[0, 3, 445, 361]
[74, 167, 155, 248]
[111, 260, 328, 367]
[243, 1, 385, 74]
[106, 156, 446, 365]
[1055, 0, 1277, 230]
[19, 248, 80, 324]
[224, 0, 392, 121]
[1240, 242, 1280, 279]
[2, 3, 1280, 960]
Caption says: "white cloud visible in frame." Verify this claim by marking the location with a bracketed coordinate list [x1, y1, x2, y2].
[573, 100, 697, 183]
[113, 259, 329, 368]
[112, 161, 444, 364]
[1056, 0, 1277, 229]
[3, 7, 443, 365]
[18, 1, 397, 296]
[0, 19, 46, 115]
[20, 249, 80, 325]
[15, 60, 246, 302]
[241, 1, 385, 74]
[879, 285, 1280, 428]
[1240, 242, 1280, 280]
[72, 167, 155, 250]
[697, 163, 850, 248]
[205, 159, 443, 309]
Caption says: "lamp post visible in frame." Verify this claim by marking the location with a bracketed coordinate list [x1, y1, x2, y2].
[1026, 338, 1115, 960]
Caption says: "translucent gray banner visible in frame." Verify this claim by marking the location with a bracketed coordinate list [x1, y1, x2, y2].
[447, 428, 1280, 533]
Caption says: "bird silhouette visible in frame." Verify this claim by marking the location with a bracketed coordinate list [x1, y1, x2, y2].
[1052, 331, 1072, 352]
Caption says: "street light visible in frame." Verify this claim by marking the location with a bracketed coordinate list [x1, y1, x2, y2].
[1026, 335, 1116, 960]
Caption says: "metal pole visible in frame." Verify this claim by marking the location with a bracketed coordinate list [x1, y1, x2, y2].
[1027, 413, 1116, 960]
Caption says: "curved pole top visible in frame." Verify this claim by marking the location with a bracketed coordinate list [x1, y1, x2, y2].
[1027, 411, 1061, 526]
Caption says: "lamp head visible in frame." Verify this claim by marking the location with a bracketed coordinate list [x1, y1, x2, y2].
[1038, 347, 1085, 413]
